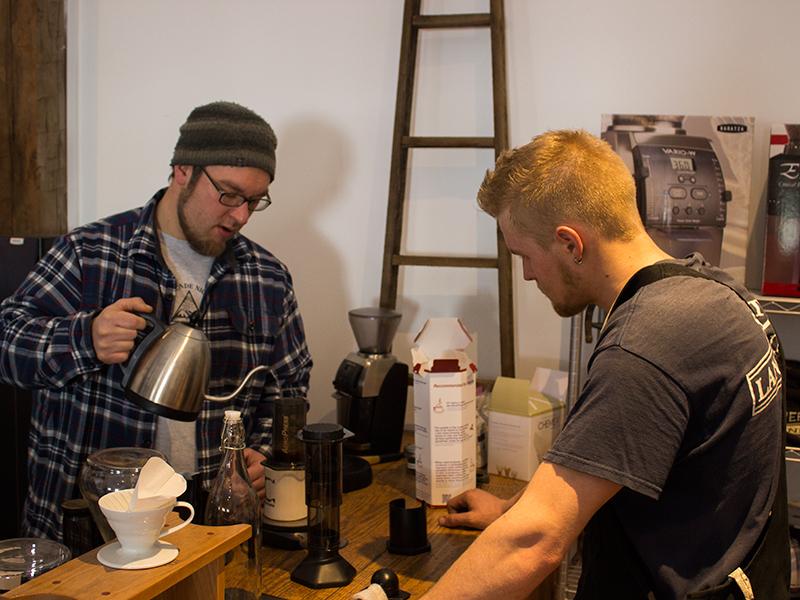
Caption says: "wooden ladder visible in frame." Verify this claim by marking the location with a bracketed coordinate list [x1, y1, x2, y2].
[379, 0, 515, 377]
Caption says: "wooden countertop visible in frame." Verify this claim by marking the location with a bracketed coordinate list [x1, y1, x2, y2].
[260, 456, 553, 599]
[3, 522, 250, 599]
[5, 453, 556, 599]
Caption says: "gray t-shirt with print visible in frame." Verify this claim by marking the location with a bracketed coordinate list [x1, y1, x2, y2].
[545, 256, 783, 599]
[155, 231, 215, 476]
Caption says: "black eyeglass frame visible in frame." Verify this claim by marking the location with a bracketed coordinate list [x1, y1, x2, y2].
[200, 167, 272, 212]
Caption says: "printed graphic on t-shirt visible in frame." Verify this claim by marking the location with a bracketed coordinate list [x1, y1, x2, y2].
[747, 347, 782, 416]
[172, 283, 203, 323]
[747, 298, 771, 332]
[743, 297, 783, 416]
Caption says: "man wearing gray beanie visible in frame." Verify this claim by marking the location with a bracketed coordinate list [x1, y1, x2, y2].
[0, 100, 313, 542]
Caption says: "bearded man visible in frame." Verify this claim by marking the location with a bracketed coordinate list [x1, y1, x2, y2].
[0, 101, 312, 541]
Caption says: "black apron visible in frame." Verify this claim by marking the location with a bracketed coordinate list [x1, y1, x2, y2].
[575, 263, 790, 600]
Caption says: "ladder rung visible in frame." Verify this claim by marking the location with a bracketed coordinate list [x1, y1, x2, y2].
[403, 136, 495, 148]
[393, 254, 499, 269]
[412, 13, 491, 29]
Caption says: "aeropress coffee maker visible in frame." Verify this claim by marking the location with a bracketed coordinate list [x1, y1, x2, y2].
[261, 397, 307, 550]
[290, 423, 356, 589]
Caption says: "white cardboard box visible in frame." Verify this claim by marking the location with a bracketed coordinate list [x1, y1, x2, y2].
[488, 369, 567, 481]
[411, 318, 477, 506]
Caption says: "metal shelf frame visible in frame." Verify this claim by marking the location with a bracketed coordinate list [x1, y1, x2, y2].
[754, 293, 800, 317]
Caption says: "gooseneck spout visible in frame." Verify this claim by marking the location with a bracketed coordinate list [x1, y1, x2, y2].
[204, 365, 274, 402]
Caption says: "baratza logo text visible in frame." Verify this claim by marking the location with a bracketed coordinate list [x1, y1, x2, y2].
[717, 123, 748, 134]
[662, 148, 696, 156]
[780, 162, 800, 181]
[746, 348, 781, 416]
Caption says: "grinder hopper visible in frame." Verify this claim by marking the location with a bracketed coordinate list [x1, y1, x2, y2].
[348, 307, 401, 355]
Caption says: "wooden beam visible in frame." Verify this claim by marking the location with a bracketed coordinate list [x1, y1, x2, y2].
[0, 0, 13, 232]
[393, 254, 499, 269]
[0, 0, 66, 237]
[490, 0, 514, 377]
[412, 13, 491, 29]
[402, 135, 495, 148]
[380, 0, 421, 310]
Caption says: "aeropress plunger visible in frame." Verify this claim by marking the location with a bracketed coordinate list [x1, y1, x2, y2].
[290, 423, 356, 589]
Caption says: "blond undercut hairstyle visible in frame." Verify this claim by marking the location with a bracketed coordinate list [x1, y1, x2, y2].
[477, 129, 642, 247]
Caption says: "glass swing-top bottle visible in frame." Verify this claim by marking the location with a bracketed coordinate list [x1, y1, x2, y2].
[205, 410, 262, 599]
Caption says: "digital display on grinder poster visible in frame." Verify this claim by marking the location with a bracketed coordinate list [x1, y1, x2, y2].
[600, 113, 755, 284]
[669, 157, 695, 171]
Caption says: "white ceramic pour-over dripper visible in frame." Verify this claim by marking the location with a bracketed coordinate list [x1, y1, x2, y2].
[99, 489, 194, 556]
[105, 489, 174, 512]
[129, 457, 187, 511]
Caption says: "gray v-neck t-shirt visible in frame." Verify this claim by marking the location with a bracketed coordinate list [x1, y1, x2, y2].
[545, 256, 783, 598]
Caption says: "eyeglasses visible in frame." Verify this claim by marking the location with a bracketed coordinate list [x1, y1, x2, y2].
[200, 167, 272, 212]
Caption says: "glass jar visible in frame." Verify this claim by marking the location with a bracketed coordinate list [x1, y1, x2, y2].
[78, 447, 166, 542]
[61, 497, 104, 557]
[0, 538, 71, 591]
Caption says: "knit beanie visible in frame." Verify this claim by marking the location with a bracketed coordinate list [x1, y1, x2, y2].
[170, 101, 277, 181]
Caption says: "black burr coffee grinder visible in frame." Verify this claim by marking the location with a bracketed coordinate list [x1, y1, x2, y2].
[333, 308, 409, 459]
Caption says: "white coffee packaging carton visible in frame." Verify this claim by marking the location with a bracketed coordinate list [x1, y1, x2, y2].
[411, 318, 477, 506]
[488, 368, 567, 481]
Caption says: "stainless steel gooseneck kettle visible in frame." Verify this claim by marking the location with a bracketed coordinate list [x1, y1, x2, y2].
[121, 314, 270, 421]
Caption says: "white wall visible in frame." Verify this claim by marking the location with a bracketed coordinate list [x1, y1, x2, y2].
[68, 0, 800, 423]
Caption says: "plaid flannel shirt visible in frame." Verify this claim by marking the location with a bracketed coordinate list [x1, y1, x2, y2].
[0, 190, 312, 540]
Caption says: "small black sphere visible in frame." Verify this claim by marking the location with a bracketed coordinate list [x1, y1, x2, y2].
[371, 567, 400, 596]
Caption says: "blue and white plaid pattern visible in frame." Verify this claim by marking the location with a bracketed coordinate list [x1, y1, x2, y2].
[0, 190, 312, 540]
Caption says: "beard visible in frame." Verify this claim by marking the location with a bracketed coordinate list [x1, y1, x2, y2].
[176, 187, 227, 257]
[551, 300, 585, 318]
[548, 260, 589, 318]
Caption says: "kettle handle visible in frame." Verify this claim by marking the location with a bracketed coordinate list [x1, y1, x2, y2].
[120, 312, 167, 388]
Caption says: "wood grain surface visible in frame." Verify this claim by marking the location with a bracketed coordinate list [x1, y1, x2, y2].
[0, 0, 67, 237]
[4, 453, 556, 599]
[259, 457, 555, 599]
[3, 523, 249, 599]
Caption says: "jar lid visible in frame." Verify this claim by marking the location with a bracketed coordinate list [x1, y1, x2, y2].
[85, 447, 166, 470]
[0, 538, 71, 581]
[61, 498, 90, 514]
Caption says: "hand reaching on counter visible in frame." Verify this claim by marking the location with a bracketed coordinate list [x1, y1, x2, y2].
[91, 297, 153, 364]
[437, 488, 515, 530]
[244, 448, 266, 500]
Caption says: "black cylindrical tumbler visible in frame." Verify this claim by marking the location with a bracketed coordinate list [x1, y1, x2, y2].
[387, 497, 431, 555]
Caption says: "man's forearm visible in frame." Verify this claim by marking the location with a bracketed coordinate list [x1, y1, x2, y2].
[503, 487, 525, 510]
[424, 500, 563, 599]
[423, 462, 622, 600]
[0, 308, 100, 389]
